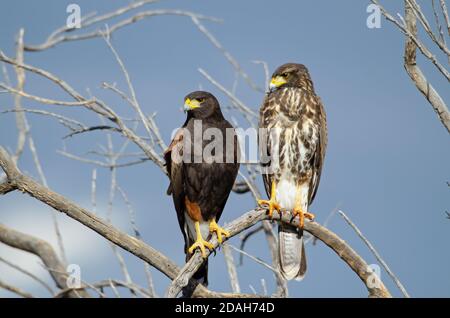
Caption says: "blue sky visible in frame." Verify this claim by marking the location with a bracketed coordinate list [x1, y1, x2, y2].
[0, 0, 449, 298]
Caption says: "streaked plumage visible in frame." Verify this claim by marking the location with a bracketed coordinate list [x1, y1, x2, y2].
[259, 63, 327, 280]
[165, 91, 240, 288]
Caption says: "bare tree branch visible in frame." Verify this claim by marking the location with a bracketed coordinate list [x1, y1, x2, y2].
[440, 0, 450, 35]
[239, 224, 264, 265]
[431, 0, 446, 44]
[0, 255, 54, 295]
[235, 170, 287, 297]
[166, 206, 392, 298]
[24, 9, 222, 52]
[222, 243, 241, 293]
[403, 0, 450, 134]
[0, 83, 96, 106]
[235, 169, 287, 297]
[0, 223, 88, 298]
[0, 50, 165, 170]
[9, 29, 68, 264]
[117, 185, 157, 297]
[338, 210, 410, 298]
[371, 1, 450, 82]
[0, 279, 34, 298]
[191, 16, 263, 92]
[227, 243, 278, 273]
[12, 28, 28, 164]
[1, 108, 85, 131]
[198, 68, 257, 119]
[0, 180, 16, 195]
[406, 0, 449, 57]
[371, 0, 450, 133]
[54, 279, 152, 298]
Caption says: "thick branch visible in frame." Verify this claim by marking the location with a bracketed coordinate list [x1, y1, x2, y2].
[403, 0, 450, 134]
[0, 223, 88, 298]
[0, 180, 16, 194]
[166, 209, 391, 298]
[371, 0, 450, 133]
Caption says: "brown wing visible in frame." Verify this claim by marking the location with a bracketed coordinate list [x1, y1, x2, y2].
[308, 96, 327, 204]
[165, 128, 184, 195]
[259, 94, 276, 198]
[164, 128, 189, 250]
[183, 119, 240, 223]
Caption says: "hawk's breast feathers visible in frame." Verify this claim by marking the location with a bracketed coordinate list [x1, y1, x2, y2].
[260, 86, 327, 206]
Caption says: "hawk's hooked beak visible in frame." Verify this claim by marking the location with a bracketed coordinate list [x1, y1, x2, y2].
[269, 76, 287, 92]
[184, 98, 201, 112]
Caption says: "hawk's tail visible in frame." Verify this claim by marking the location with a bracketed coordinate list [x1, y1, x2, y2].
[193, 260, 208, 286]
[278, 224, 307, 281]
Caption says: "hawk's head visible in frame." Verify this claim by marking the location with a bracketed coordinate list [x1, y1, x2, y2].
[269, 63, 314, 93]
[183, 91, 223, 120]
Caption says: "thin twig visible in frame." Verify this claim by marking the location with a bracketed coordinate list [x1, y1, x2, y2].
[12, 28, 28, 164]
[370, 0, 450, 82]
[227, 244, 278, 274]
[2, 108, 85, 130]
[252, 60, 270, 92]
[338, 210, 410, 298]
[198, 68, 257, 119]
[0, 256, 54, 295]
[25, 10, 222, 51]
[238, 225, 264, 265]
[431, 0, 446, 44]
[191, 16, 263, 92]
[370, 0, 450, 133]
[440, 0, 450, 36]
[222, 243, 241, 293]
[0, 83, 96, 106]
[102, 30, 153, 140]
[0, 279, 34, 298]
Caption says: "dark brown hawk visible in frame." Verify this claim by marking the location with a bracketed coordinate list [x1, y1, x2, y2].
[164, 91, 240, 286]
[258, 63, 327, 280]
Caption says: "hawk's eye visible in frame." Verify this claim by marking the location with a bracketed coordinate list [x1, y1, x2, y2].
[281, 72, 289, 77]
[197, 98, 205, 103]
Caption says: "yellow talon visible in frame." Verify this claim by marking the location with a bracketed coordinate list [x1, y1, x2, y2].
[292, 208, 315, 229]
[292, 185, 315, 229]
[257, 199, 281, 218]
[209, 219, 230, 244]
[258, 180, 281, 218]
[188, 221, 214, 258]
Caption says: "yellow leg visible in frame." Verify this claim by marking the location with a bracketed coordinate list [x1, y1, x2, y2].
[188, 221, 214, 258]
[257, 180, 281, 218]
[209, 218, 230, 244]
[292, 186, 315, 228]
